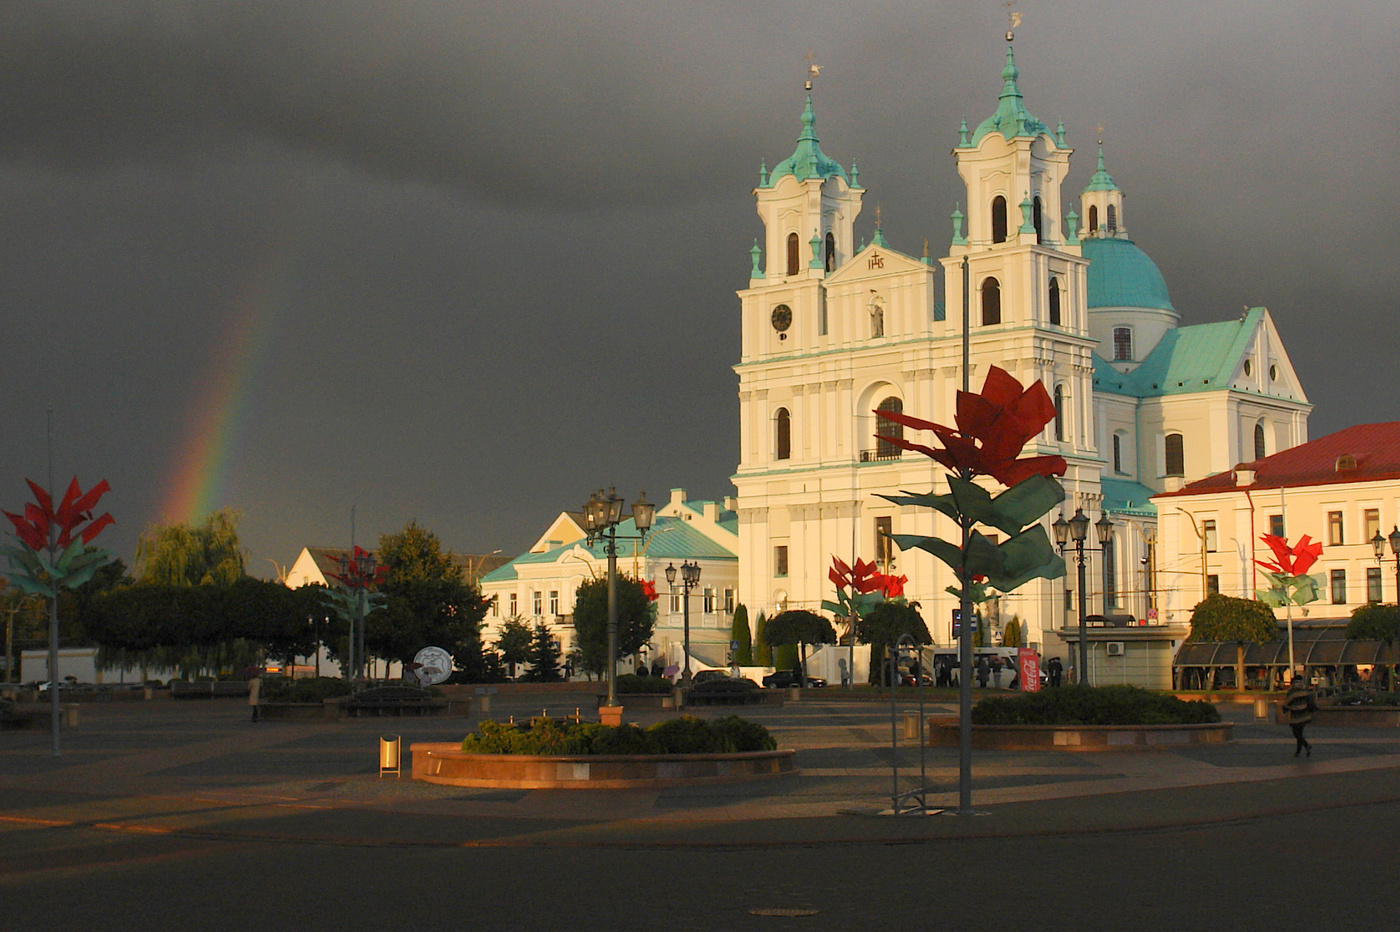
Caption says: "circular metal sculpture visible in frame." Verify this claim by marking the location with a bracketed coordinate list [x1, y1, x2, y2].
[412, 646, 453, 686]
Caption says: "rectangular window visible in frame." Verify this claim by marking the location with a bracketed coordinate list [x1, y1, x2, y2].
[509, 593, 517, 616]
[775, 545, 789, 577]
[1103, 538, 1116, 608]
[1331, 569, 1347, 604]
[1328, 511, 1344, 546]
[1113, 327, 1132, 361]
[1207, 574, 1220, 596]
[1203, 519, 1217, 553]
[1268, 514, 1285, 538]
[670, 591, 681, 614]
[1112, 433, 1122, 473]
[491, 596, 499, 617]
[724, 588, 735, 613]
[532, 591, 542, 617]
[875, 516, 893, 566]
[549, 591, 559, 616]
[1164, 433, 1184, 477]
[1368, 567, 1383, 603]
[703, 588, 716, 613]
[1365, 508, 1381, 545]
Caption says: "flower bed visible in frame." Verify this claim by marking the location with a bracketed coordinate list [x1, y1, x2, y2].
[411, 715, 791, 788]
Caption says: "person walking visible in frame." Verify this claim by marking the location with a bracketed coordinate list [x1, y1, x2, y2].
[975, 656, 990, 688]
[1281, 675, 1317, 757]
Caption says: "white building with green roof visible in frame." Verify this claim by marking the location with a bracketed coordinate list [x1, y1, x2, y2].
[479, 489, 740, 671]
[732, 41, 1310, 667]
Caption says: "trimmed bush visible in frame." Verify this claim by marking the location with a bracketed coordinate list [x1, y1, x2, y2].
[971, 685, 1220, 727]
[615, 673, 674, 695]
[1335, 690, 1400, 707]
[459, 714, 776, 755]
[259, 676, 353, 703]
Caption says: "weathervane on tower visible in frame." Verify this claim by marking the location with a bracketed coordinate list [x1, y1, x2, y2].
[804, 49, 822, 90]
[1005, 2, 1022, 41]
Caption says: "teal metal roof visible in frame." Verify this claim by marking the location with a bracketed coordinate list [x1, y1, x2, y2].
[1101, 477, 1158, 518]
[1092, 308, 1266, 398]
[1083, 147, 1119, 192]
[481, 515, 736, 584]
[968, 46, 1049, 146]
[767, 95, 849, 186]
[1082, 236, 1174, 311]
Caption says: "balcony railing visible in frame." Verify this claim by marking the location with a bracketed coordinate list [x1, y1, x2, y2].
[859, 449, 903, 463]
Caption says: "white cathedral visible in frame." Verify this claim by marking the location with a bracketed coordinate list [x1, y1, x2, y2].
[732, 43, 1311, 657]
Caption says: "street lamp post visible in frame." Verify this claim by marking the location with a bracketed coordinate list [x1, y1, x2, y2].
[665, 560, 701, 686]
[1372, 527, 1400, 608]
[582, 488, 655, 709]
[1053, 508, 1115, 685]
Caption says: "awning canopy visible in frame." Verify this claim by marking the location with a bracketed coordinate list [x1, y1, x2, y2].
[1174, 628, 1400, 668]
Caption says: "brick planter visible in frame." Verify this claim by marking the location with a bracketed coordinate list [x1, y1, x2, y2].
[927, 717, 1232, 751]
[1308, 705, 1400, 726]
[410, 743, 796, 789]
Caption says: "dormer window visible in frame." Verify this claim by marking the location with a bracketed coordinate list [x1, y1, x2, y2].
[992, 196, 1008, 244]
[786, 233, 800, 276]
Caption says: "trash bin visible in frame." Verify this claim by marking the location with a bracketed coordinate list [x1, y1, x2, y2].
[902, 709, 920, 740]
[379, 735, 401, 778]
[1253, 697, 1269, 721]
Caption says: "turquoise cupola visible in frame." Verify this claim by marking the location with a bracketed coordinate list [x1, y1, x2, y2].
[968, 46, 1049, 146]
[767, 95, 849, 185]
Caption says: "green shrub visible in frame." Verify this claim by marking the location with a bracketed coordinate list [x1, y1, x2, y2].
[971, 685, 1220, 726]
[615, 673, 674, 695]
[1336, 690, 1400, 707]
[710, 715, 778, 752]
[460, 714, 776, 755]
[260, 676, 353, 703]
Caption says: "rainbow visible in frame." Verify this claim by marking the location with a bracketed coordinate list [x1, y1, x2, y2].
[160, 250, 286, 525]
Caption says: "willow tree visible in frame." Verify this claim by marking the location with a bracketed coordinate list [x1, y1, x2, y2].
[136, 510, 245, 586]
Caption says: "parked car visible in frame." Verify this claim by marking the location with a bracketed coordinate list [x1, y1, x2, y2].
[761, 670, 827, 689]
[691, 669, 733, 685]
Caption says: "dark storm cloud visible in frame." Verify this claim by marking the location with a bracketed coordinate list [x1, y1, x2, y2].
[0, 0, 1395, 569]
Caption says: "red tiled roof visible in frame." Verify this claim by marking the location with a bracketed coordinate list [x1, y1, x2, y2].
[1157, 422, 1400, 498]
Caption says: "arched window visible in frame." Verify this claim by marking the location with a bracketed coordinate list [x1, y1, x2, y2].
[1053, 385, 1065, 442]
[991, 196, 1008, 244]
[1033, 195, 1043, 244]
[1113, 327, 1132, 361]
[981, 277, 1001, 326]
[824, 232, 836, 273]
[875, 397, 903, 459]
[1254, 422, 1267, 461]
[1112, 432, 1123, 473]
[1164, 433, 1185, 477]
[775, 408, 791, 460]
[1088, 205, 1099, 234]
[1106, 204, 1117, 233]
[786, 233, 800, 276]
[1048, 277, 1061, 326]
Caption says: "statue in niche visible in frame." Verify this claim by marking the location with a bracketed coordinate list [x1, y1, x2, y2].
[868, 290, 884, 338]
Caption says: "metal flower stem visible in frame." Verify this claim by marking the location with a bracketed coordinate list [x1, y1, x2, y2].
[957, 253, 974, 815]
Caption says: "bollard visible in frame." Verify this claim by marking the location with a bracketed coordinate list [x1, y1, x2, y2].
[379, 735, 401, 778]
[62, 704, 79, 729]
[902, 709, 920, 740]
[1254, 697, 1269, 721]
[788, 686, 801, 702]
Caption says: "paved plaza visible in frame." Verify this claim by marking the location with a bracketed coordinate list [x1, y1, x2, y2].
[3, 692, 1400, 929]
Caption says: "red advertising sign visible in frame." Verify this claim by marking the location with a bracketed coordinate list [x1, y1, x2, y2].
[1018, 648, 1041, 692]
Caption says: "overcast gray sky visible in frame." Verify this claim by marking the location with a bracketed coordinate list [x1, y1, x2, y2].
[2, 1, 1396, 573]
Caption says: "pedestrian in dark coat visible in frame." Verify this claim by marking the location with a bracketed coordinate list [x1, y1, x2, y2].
[975, 656, 990, 688]
[1281, 676, 1317, 757]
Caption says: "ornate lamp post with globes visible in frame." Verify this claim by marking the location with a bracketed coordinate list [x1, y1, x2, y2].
[1372, 527, 1400, 606]
[665, 560, 701, 686]
[1052, 508, 1115, 685]
[582, 488, 655, 711]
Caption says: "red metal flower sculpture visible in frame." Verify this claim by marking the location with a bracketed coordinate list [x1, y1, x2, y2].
[1255, 534, 1323, 607]
[640, 578, 659, 602]
[823, 556, 907, 623]
[2, 478, 115, 598]
[876, 366, 1067, 486]
[325, 545, 388, 591]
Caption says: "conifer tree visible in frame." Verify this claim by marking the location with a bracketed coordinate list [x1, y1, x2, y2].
[754, 610, 772, 665]
[730, 603, 753, 665]
[524, 621, 562, 682]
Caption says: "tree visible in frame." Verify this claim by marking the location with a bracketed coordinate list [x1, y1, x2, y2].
[1188, 593, 1278, 691]
[1002, 616, 1023, 648]
[369, 522, 488, 669]
[763, 609, 836, 683]
[524, 622, 562, 682]
[571, 575, 657, 677]
[135, 510, 245, 586]
[857, 601, 930, 685]
[495, 616, 532, 679]
[754, 611, 772, 665]
[1347, 603, 1400, 688]
[730, 603, 753, 665]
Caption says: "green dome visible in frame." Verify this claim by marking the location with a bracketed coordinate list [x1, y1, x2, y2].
[1082, 237, 1174, 311]
[768, 95, 849, 186]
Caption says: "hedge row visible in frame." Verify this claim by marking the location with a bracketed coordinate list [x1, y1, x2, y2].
[461, 714, 776, 755]
[971, 685, 1221, 726]
[615, 673, 674, 695]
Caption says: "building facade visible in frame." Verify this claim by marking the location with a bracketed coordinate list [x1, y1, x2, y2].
[733, 43, 1310, 659]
